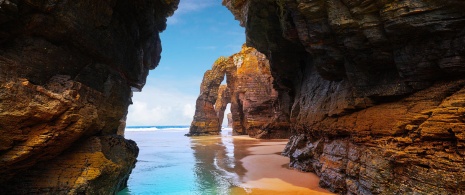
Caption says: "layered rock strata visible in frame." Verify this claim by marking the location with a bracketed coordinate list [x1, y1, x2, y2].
[2, 135, 138, 194]
[224, 0, 465, 194]
[0, 0, 178, 193]
[189, 46, 290, 138]
[188, 57, 232, 136]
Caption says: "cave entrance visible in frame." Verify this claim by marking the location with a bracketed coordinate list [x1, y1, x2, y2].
[124, 0, 244, 128]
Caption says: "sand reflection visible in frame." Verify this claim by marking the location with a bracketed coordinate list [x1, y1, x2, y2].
[190, 129, 333, 195]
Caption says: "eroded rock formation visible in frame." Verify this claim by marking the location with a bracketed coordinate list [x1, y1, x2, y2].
[188, 57, 232, 136]
[189, 46, 289, 138]
[227, 113, 233, 127]
[0, 0, 178, 193]
[233, 46, 289, 138]
[224, 0, 465, 194]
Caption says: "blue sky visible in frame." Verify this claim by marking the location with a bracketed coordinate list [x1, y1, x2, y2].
[126, 0, 244, 126]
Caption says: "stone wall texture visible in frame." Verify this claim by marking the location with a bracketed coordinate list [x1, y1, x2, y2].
[223, 0, 465, 194]
[0, 0, 178, 193]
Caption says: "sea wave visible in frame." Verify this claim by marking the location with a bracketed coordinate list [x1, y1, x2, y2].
[125, 126, 160, 131]
[125, 126, 233, 132]
[125, 126, 190, 132]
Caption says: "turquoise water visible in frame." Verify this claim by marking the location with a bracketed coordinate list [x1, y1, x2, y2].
[117, 126, 243, 195]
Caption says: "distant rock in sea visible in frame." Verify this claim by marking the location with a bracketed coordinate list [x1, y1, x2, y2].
[227, 113, 233, 127]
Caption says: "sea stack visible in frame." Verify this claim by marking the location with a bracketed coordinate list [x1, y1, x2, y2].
[189, 45, 290, 138]
[0, 0, 178, 193]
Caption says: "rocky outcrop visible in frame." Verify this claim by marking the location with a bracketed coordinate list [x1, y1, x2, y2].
[227, 113, 233, 127]
[0, 0, 178, 193]
[282, 80, 465, 194]
[233, 46, 289, 138]
[188, 57, 232, 136]
[189, 46, 290, 138]
[224, 0, 465, 194]
[2, 135, 138, 194]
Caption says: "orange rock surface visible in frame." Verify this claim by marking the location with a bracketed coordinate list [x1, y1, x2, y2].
[189, 45, 290, 138]
[223, 0, 465, 194]
[0, 0, 178, 193]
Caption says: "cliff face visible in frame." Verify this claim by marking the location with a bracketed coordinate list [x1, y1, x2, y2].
[189, 46, 289, 138]
[233, 46, 289, 138]
[0, 0, 178, 193]
[224, 0, 465, 194]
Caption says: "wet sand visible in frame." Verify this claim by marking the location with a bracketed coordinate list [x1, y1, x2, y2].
[121, 128, 334, 194]
[233, 138, 333, 195]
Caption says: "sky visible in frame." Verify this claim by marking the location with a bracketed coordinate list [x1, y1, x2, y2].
[126, 0, 244, 126]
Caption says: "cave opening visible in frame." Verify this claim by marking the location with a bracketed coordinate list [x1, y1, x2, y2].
[117, 0, 311, 193]
[2, 0, 465, 194]
[125, 0, 245, 127]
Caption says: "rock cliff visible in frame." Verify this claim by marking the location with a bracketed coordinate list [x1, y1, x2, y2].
[0, 0, 178, 193]
[224, 0, 465, 194]
[189, 46, 289, 138]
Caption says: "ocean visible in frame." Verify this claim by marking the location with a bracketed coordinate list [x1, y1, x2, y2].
[117, 126, 331, 195]
[118, 126, 244, 195]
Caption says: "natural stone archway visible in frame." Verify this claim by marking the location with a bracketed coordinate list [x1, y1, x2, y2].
[189, 45, 290, 138]
[3, 0, 465, 194]
[0, 0, 178, 193]
[233, 47, 290, 138]
[187, 57, 233, 136]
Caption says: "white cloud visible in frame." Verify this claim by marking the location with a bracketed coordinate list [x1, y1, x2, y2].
[126, 83, 235, 127]
[167, 0, 216, 25]
[126, 86, 197, 126]
[183, 103, 195, 117]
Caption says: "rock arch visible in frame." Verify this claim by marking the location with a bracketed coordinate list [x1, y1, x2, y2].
[188, 45, 290, 138]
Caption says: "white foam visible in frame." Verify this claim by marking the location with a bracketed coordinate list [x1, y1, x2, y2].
[125, 127, 160, 132]
[125, 126, 190, 132]
[159, 128, 190, 132]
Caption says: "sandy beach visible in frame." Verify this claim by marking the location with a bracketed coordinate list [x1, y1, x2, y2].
[121, 128, 334, 194]
[232, 139, 333, 195]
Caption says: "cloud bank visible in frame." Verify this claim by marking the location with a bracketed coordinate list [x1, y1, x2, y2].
[126, 86, 197, 126]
